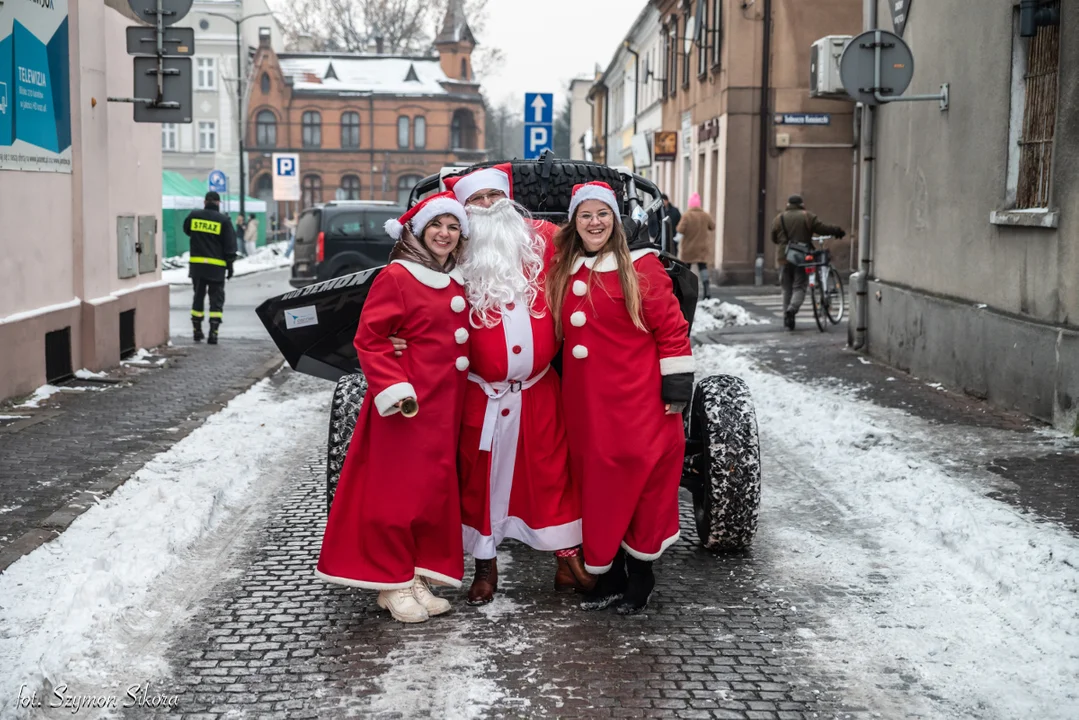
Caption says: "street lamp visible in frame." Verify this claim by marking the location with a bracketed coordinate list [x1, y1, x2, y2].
[204, 10, 273, 220]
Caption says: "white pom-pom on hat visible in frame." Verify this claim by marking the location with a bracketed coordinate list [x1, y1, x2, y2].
[384, 218, 405, 240]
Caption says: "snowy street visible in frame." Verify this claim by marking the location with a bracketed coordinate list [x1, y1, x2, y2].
[1, 319, 1076, 719]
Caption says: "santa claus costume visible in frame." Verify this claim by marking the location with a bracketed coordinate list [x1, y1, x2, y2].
[316, 192, 473, 623]
[553, 182, 694, 615]
[444, 165, 589, 604]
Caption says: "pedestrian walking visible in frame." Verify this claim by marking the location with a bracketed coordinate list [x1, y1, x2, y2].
[182, 192, 237, 345]
[244, 213, 259, 257]
[283, 214, 298, 259]
[233, 215, 246, 257]
[770, 194, 845, 330]
[315, 192, 472, 624]
[676, 192, 716, 299]
[649, 194, 682, 249]
[547, 182, 695, 615]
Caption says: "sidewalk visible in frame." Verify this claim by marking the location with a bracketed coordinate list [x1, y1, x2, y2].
[162, 241, 292, 286]
[0, 337, 283, 572]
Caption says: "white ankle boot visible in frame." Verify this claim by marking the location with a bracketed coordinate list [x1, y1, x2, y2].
[376, 586, 429, 623]
[411, 576, 452, 616]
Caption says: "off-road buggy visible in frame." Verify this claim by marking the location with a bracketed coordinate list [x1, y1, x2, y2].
[256, 154, 762, 553]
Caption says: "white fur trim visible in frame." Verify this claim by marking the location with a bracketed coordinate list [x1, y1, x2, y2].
[448, 268, 464, 285]
[451, 167, 511, 205]
[622, 531, 681, 561]
[314, 569, 413, 591]
[384, 218, 404, 240]
[463, 518, 583, 559]
[408, 196, 470, 239]
[571, 344, 588, 359]
[572, 280, 587, 296]
[584, 561, 613, 575]
[414, 567, 463, 589]
[572, 248, 660, 274]
[659, 355, 695, 375]
[374, 381, 417, 416]
[568, 183, 619, 219]
[456, 356, 470, 371]
[451, 295, 467, 313]
[391, 260, 452, 289]
[570, 311, 587, 328]
[455, 327, 469, 344]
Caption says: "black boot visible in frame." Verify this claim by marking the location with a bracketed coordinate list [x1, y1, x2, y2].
[615, 556, 656, 615]
[192, 319, 204, 343]
[579, 549, 627, 611]
[207, 321, 220, 345]
[784, 310, 795, 331]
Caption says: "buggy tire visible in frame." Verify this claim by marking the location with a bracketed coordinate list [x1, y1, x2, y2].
[690, 374, 762, 552]
[448, 160, 626, 214]
[326, 372, 367, 512]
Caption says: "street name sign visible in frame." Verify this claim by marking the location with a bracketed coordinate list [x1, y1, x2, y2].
[775, 113, 832, 126]
[273, 153, 301, 202]
[524, 92, 554, 160]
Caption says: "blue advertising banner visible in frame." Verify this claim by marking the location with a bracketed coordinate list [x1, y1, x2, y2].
[0, 0, 71, 173]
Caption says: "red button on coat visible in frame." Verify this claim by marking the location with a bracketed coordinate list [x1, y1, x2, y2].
[512, 345, 522, 354]
[506, 302, 516, 311]
[501, 408, 510, 417]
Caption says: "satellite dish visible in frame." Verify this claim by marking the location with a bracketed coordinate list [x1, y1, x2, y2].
[839, 29, 915, 106]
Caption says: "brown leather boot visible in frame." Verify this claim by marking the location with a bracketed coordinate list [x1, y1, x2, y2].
[466, 558, 497, 605]
[555, 554, 597, 593]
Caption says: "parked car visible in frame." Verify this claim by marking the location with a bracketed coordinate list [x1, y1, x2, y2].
[289, 200, 404, 288]
[259, 155, 762, 553]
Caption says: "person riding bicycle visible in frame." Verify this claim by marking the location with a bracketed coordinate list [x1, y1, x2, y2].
[770, 195, 845, 331]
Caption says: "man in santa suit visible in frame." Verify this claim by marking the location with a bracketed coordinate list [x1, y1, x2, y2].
[444, 165, 591, 604]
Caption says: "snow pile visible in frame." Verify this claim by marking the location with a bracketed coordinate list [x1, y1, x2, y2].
[696, 344, 1079, 718]
[0, 377, 329, 715]
[74, 369, 107, 380]
[692, 299, 771, 334]
[13, 385, 64, 409]
[162, 241, 291, 285]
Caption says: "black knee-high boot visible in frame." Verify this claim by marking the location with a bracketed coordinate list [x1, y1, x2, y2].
[579, 549, 627, 611]
[192, 318, 204, 343]
[615, 555, 655, 615]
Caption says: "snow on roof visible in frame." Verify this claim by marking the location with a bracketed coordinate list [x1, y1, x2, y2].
[278, 55, 452, 96]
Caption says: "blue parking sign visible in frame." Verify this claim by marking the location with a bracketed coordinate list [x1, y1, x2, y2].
[524, 93, 554, 159]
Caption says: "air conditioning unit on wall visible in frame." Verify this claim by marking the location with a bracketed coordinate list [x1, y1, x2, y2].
[810, 35, 853, 99]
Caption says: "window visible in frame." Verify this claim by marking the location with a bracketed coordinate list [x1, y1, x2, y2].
[711, 0, 722, 68]
[682, 11, 691, 88]
[339, 175, 361, 201]
[1008, 5, 1060, 210]
[161, 123, 177, 151]
[341, 111, 360, 149]
[260, 72, 271, 94]
[302, 111, 322, 148]
[451, 109, 476, 149]
[397, 116, 410, 148]
[301, 175, 323, 208]
[198, 121, 217, 152]
[460, 57, 469, 80]
[668, 19, 679, 97]
[414, 116, 427, 149]
[397, 175, 423, 207]
[697, 1, 709, 78]
[196, 57, 217, 91]
[255, 110, 276, 148]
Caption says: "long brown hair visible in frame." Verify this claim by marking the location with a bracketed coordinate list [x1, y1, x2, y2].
[547, 214, 646, 338]
[389, 214, 466, 274]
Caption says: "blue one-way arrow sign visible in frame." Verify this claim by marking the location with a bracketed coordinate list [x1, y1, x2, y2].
[524, 92, 554, 159]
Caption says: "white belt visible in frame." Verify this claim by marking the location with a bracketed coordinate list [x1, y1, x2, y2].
[468, 364, 551, 452]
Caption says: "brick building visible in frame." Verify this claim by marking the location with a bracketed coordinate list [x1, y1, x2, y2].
[244, 0, 486, 218]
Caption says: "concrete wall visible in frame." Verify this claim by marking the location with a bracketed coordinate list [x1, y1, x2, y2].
[568, 79, 593, 161]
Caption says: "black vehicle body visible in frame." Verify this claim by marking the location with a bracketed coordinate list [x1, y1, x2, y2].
[289, 201, 404, 288]
[259, 154, 762, 553]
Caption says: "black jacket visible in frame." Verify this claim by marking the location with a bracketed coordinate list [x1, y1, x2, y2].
[183, 207, 237, 281]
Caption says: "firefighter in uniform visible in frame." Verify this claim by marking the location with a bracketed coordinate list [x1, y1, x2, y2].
[183, 191, 237, 344]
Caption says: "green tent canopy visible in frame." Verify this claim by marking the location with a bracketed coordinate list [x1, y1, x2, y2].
[162, 171, 270, 258]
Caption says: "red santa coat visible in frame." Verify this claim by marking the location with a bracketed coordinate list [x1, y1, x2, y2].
[316, 260, 471, 590]
[457, 218, 581, 558]
[560, 249, 694, 574]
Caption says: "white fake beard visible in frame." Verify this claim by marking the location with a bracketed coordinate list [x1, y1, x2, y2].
[458, 199, 546, 328]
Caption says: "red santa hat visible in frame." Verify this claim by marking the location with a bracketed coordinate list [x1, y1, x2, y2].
[384, 191, 470, 240]
[568, 181, 619, 219]
[444, 163, 514, 205]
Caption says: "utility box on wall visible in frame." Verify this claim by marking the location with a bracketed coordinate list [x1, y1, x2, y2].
[137, 215, 158, 274]
[117, 215, 138, 279]
[810, 35, 852, 98]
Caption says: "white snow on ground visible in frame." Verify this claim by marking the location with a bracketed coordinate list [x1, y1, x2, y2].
[74, 369, 107, 380]
[0, 376, 328, 718]
[162, 241, 291, 285]
[696, 343, 1079, 719]
[692, 298, 771, 334]
[13, 385, 64, 409]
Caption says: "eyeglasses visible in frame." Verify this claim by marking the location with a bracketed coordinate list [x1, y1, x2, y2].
[576, 211, 613, 223]
[466, 190, 507, 205]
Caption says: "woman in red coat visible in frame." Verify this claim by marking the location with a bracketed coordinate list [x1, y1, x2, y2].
[546, 182, 695, 615]
[316, 192, 473, 624]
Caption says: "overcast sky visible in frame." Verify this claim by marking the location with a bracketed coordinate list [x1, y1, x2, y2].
[477, 0, 639, 109]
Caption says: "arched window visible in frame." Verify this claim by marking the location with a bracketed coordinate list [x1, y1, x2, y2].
[341, 111, 360, 149]
[451, 109, 476, 150]
[339, 175, 361, 200]
[397, 116, 410, 149]
[255, 110, 276, 147]
[413, 116, 426, 149]
[460, 57, 469, 80]
[301, 174, 322, 208]
[260, 72, 271, 94]
[302, 111, 322, 148]
[397, 174, 423, 207]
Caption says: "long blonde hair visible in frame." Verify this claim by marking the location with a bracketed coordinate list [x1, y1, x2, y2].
[547, 215, 646, 338]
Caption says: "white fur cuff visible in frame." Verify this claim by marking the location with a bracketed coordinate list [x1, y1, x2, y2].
[659, 355, 695, 375]
[568, 184, 619, 218]
[375, 382, 417, 416]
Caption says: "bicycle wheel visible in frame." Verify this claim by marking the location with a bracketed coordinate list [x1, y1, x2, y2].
[825, 266, 845, 325]
[810, 269, 827, 332]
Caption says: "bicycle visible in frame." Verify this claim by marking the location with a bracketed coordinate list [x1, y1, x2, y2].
[803, 240, 845, 332]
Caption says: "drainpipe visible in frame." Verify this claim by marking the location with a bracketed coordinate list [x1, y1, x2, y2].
[753, 0, 773, 286]
[853, 0, 877, 350]
[368, 95, 376, 200]
[624, 43, 640, 135]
